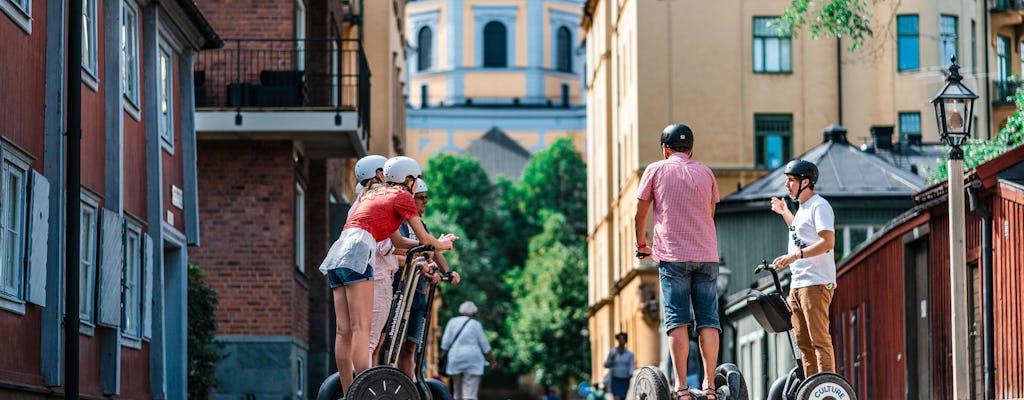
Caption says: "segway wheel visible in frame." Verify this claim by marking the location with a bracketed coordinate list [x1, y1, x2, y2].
[630, 366, 671, 400]
[425, 378, 452, 400]
[795, 373, 857, 400]
[348, 366, 420, 399]
[316, 372, 343, 400]
[714, 363, 749, 400]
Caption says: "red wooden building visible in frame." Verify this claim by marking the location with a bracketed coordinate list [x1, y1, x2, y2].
[832, 145, 1024, 399]
[0, 0, 219, 398]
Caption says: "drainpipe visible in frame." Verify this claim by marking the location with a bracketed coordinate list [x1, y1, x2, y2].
[984, 1, 993, 139]
[967, 182, 994, 400]
[66, 0, 83, 398]
[837, 37, 843, 125]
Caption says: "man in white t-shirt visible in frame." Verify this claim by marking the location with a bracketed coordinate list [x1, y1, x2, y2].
[769, 160, 837, 376]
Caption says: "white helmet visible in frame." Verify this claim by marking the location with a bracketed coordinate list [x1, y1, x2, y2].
[414, 178, 428, 194]
[383, 156, 422, 184]
[354, 155, 387, 182]
[354, 183, 364, 197]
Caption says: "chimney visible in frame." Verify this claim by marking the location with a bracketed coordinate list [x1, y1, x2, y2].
[822, 123, 848, 143]
[870, 125, 894, 150]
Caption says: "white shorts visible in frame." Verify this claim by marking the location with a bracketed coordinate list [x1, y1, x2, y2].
[369, 273, 394, 352]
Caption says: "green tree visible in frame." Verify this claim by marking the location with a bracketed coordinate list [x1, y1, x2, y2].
[187, 263, 224, 399]
[507, 212, 590, 393]
[927, 87, 1024, 184]
[424, 153, 496, 243]
[779, 0, 876, 50]
[515, 137, 587, 236]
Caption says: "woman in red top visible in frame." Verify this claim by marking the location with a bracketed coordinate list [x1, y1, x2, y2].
[319, 156, 455, 395]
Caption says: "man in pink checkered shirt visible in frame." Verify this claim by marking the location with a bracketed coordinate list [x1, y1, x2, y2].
[634, 124, 721, 400]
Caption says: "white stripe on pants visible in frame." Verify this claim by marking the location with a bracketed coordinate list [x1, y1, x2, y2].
[451, 373, 481, 400]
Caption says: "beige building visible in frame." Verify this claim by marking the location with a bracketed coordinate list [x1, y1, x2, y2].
[584, 0, 1021, 387]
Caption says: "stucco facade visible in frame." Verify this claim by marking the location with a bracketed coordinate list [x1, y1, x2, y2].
[404, 0, 586, 178]
[584, 0, 1021, 388]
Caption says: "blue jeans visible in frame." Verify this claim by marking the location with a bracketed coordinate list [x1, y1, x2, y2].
[327, 265, 374, 288]
[659, 261, 720, 332]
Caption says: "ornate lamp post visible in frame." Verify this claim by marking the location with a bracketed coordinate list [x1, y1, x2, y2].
[931, 56, 977, 400]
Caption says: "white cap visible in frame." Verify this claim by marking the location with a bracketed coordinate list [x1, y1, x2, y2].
[383, 156, 422, 184]
[414, 178, 428, 194]
[354, 155, 387, 182]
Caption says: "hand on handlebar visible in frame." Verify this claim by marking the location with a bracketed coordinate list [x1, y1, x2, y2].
[635, 245, 652, 259]
[772, 252, 799, 270]
[448, 271, 461, 284]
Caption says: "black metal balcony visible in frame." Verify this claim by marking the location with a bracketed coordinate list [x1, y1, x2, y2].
[194, 38, 371, 134]
[992, 79, 1022, 104]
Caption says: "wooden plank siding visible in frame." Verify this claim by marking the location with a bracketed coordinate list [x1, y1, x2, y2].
[994, 185, 1024, 399]
[928, 211, 954, 400]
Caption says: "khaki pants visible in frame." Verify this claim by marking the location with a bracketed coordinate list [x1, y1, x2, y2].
[789, 285, 835, 376]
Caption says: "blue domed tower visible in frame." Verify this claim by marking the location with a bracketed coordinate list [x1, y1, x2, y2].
[404, 0, 586, 179]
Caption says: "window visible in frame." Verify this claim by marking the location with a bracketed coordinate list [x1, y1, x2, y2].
[420, 84, 429, 108]
[121, 1, 140, 106]
[940, 15, 957, 66]
[483, 21, 507, 68]
[80, 199, 99, 324]
[557, 26, 572, 73]
[997, 36, 1010, 82]
[159, 46, 174, 149]
[753, 17, 791, 73]
[295, 183, 305, 273]
[0, 156, 29, 304]
[417, 26, 433, 71]
[897, 15, 919, 71]
[971, 20, 976, 72]
[122, 224, 142, 338]
[295, 357, 306, 397]
[898, 112, 921, 143]
[754, 114, 792, 169]
[295, 0, 306, 71]
[83, 0, 98, 79]
[835, 225, 882, 259]
[1, 0, 31, 32]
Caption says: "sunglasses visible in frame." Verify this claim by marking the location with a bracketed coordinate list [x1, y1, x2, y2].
[414, 195, 429, 201]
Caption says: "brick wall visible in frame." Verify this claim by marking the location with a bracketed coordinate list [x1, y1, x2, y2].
[194, 0, 296, 40]
[193, 140, 299, 337]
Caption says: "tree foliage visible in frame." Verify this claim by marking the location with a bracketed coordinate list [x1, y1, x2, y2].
[187, 263, 224, 399]
[515, 138, 588, 235]
[507, 212, 591, 392]
[779, 0, 876, 50]
[927, 87, 1024, 184]
[424, 153, 496, 243]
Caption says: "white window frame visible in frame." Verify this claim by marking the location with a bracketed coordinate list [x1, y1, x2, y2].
[939, 15, 958, 67]
[837, 225, 880, 257]
[121, 0, 141, 115]
[0, 150, 30, 315]
[79, 194, 100, 329]
[158, 44, 175, 152]
[82, 0, 99, 89]
[295, 0, 306, 72]
[295, 182, 305, 273]
[1, 0, 32, 34]
[121, 221, 143, 343]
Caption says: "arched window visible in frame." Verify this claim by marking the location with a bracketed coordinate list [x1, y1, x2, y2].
[483, 21, 507, 67]
[557, 26, 572, 73]
[417, 26, 433, 71]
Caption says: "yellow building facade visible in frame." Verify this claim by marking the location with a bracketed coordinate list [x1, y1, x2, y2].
[584, 0, 1022, 386]
[404, 0, 586, 179]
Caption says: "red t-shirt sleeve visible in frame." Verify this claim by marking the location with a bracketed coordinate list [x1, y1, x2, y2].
[393, 191, 419, 221]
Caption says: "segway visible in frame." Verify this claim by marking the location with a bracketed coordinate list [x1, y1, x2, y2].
[747, 260, 856, 400]
[317, 245, 452, 400]
[630, 362, 747, 400]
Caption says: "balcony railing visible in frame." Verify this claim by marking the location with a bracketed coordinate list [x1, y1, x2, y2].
[992, 79, 1022, 104]
[194, 38, 370, 132]
[993, 0, 1024, 11]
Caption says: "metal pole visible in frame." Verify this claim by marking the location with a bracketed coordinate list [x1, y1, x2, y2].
[66, 0, 83, 397]
[948, 153, 970, 400]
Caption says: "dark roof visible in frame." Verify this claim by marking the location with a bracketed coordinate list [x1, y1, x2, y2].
[177, 0, 223, 49]
[466, 127, 531, 179]
[861, 142, 947, 179]
[724, 128, 928, 203]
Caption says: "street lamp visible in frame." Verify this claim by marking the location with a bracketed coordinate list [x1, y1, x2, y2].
[931, 55, 977, 400]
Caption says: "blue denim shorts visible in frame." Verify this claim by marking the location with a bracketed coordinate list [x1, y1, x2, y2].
[659, 261, 721, 332]
[327, 264, 374, 288]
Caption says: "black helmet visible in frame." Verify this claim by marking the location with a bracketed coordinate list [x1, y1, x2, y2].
[661, 124, 694, 151]
[784, 160, 818, 185]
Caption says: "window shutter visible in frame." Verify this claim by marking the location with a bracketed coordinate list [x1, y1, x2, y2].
[27, 171, 49, 306]
[143, 233, 153, 340]
[97, 210, 124, 327]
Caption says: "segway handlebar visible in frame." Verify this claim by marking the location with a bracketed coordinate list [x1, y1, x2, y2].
[407, 244, 435, 259]
[754, 260, 785, 295]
